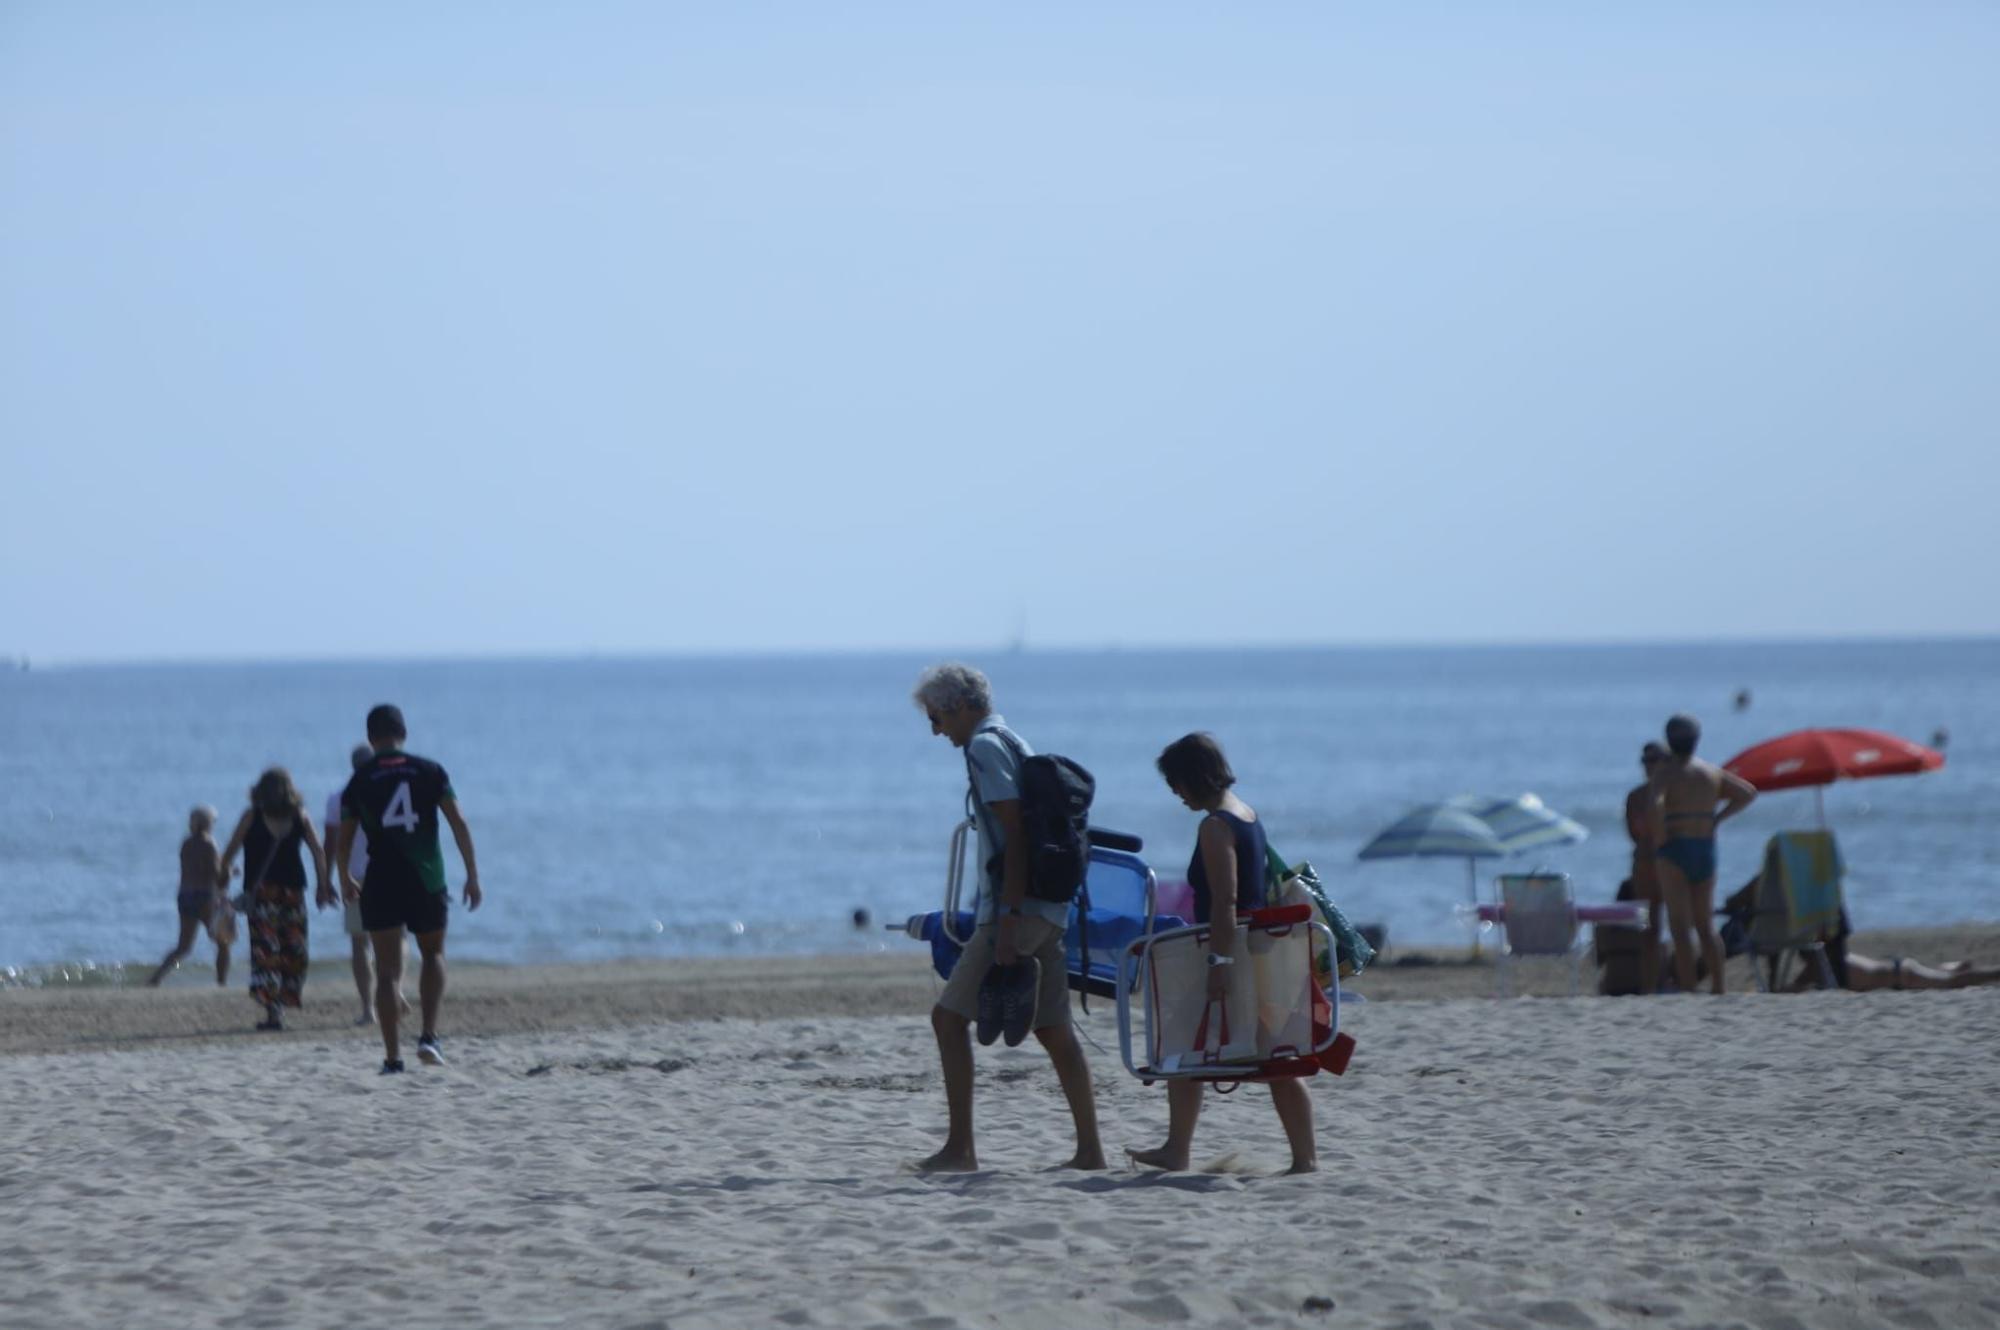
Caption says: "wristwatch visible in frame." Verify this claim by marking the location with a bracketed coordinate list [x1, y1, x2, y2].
[1206, 952, 1234, 969]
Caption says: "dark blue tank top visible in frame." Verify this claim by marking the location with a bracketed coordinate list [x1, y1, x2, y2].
[1186, 809, 1269, 924]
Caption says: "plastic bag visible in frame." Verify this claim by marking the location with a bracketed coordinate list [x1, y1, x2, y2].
[1265, 847, 1376, 984]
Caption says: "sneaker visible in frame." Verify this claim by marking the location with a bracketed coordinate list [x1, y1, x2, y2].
[416, 1035, 445, 1066]
[380, 1059, 405, 1075]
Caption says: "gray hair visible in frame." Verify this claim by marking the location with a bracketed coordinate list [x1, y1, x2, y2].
[350, 744, 374, 772]
[912, 662, 992, 716]
[189, 805, 217, 830]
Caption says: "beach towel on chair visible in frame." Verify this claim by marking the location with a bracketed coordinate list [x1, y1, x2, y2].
[1765, 831, 1844, 939]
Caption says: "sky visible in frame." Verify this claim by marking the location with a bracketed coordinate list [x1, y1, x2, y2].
[3, 2, 1996, 662]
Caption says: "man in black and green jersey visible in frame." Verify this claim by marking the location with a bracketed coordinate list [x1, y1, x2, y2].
[337, 704, 483, 1074]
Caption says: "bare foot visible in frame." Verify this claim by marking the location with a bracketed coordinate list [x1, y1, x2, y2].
[916, 1147, 978, 1174]
[1284, 1159, 1319, 1176]
[1058, 1149, 1108, 1171]
[1125, 1145, 1188, 1171]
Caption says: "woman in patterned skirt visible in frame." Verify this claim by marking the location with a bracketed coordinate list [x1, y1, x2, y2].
[217, 768, 333, 1030]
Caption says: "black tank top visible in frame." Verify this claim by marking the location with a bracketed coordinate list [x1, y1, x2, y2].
[1186, 809, 1270, 925]
[245, 811, 307, 888]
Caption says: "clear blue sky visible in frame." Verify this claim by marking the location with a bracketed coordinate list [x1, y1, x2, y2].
[4, 3, 1996, 662]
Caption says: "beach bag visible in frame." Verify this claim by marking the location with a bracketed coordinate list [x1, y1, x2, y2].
[1265, 847, 1376, 985]
[209, 898, 238, 946]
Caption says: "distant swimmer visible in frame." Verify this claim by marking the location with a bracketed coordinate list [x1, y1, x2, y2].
[146, 806, 232, 988]
[1932, 727, 1950, 752]
[1648, 715, 1757, 995]
[1733, 689, 1752, 712]
[337, 704, 482, 1075]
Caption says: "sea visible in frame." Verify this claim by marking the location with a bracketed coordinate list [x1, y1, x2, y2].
[2, 641, 1995, 983]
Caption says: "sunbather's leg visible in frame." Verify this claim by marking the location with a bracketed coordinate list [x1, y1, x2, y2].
[1658, 863, 1699, 994]
[1884, 957, 2000, 989]
[1688, 879, 1724, 995]
[921, 1004, 978, 1172]
[1032, 1024, 1106, 1170]
[1126, 1080, 1203, 1171]
[1269, 1078, 1317, 1175]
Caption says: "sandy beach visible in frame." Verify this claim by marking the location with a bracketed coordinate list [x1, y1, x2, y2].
[5, 927, 1999, 1329]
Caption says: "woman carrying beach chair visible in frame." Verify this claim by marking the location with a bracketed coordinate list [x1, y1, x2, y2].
[1126, 734, 1322, 1175]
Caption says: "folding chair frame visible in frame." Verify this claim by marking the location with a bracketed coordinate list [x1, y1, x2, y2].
[1117, 905, 1340, 1083]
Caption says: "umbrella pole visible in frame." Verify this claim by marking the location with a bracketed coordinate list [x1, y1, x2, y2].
[1467, 857, 1481, 958]
[1815, 786, 1826, 829]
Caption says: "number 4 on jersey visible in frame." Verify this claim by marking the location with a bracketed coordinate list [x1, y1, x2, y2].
[382, 782, 419, 832]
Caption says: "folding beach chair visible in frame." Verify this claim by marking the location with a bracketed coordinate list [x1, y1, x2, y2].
[914, 823, 1180, 1001]
[1494, 873, 1586, 996]
[1117, 903, 1353, 1086]
[1740, 831, 1844, 992]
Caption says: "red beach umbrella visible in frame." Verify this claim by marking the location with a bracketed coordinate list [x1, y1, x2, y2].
[1724, 728, 1945, 824]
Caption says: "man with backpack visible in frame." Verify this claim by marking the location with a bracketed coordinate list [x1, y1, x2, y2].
[912, 663, 1105, 1173]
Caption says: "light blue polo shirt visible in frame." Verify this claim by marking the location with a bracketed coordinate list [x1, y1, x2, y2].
[966, 715, 1072, 929]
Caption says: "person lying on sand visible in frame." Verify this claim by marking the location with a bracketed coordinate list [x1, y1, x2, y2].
[1796, 951, 2000, 992]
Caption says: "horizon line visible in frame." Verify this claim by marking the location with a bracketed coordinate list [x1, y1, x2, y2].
[8, 629, 1999, 672]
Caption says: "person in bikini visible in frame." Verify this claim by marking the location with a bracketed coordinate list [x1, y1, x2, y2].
[1648, 714, 1757, 994]
[1623, 743, 1669, 995]
[1793, 950, 2000, 992]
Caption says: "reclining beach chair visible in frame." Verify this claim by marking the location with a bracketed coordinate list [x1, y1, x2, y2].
[1740, 831, 1844, 992]
[1494, 873, 1586, 996]
[1117, 902, 1353, 1086]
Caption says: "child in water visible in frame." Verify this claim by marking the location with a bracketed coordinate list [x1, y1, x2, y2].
[147, 807, 233, 987]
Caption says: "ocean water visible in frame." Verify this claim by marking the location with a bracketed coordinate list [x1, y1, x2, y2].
[2, 642, 1995, 980]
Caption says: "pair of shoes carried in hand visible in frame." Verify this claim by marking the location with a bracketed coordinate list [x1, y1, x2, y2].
[976, 959, 1040, 1048]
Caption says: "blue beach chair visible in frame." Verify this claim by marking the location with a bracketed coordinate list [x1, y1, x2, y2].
[900, 824, 1182, 999]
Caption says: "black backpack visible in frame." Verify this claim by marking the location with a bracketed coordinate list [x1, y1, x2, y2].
[971, 726, 1095, 905]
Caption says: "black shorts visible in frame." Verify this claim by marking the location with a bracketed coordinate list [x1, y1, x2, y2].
[359, 874, 449, 935]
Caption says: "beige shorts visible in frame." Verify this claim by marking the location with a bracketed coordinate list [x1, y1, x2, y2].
[936, 917, 1071, 1032]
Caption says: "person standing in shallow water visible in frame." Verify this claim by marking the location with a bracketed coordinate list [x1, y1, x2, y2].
[217, 769, 333, 1029]
[1128, 732, 1318, 1176]
[1649, 714, 1757, 995]
[911, 663, 1106, 1173]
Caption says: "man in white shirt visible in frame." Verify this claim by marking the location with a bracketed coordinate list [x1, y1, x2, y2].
[325, 744, 406, 1025]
